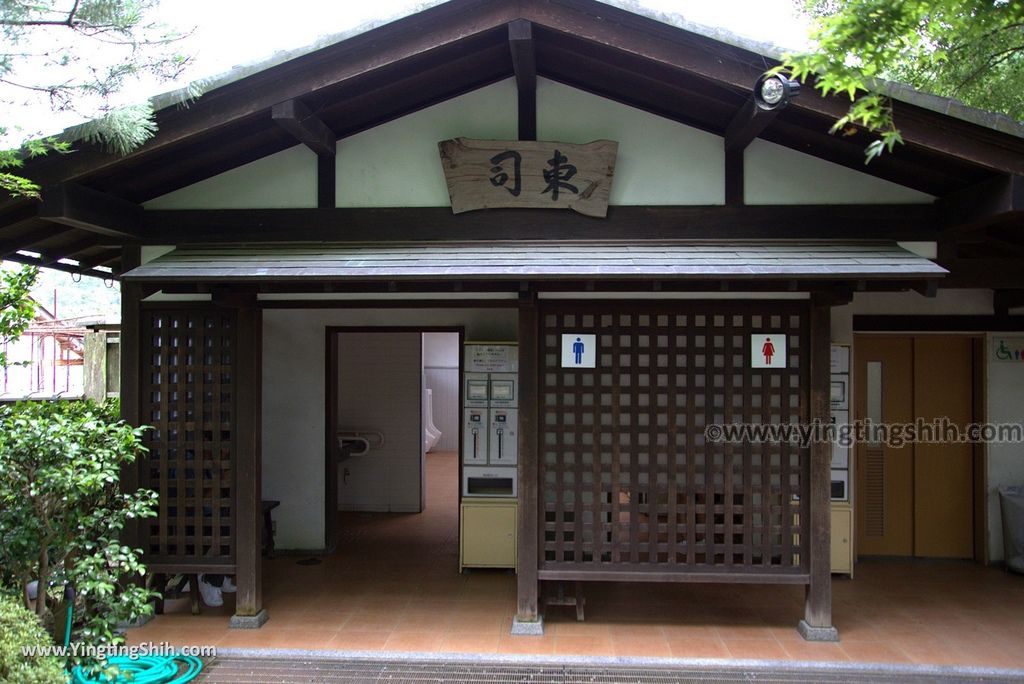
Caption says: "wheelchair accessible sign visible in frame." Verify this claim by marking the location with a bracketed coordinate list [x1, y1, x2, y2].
[993, 337, 1024, 363]
[562, 334, 596, 368]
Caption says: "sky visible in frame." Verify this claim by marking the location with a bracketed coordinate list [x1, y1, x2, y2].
[1, 0, 812, 146]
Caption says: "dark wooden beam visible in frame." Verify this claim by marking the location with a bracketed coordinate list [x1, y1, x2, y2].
[38, 184, 142, 238]
[994, 289, 1024, 316]
[854, 314, 1024, 332]
[140, 204, 941, 243]
[939, 173, 1024, 231]
[508, 19, 537, 141]
[724, 98, 780, 153]
[939, 258, 1024, 288]
[271, 99, 336, 157]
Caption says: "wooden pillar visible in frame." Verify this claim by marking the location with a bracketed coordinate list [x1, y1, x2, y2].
[230, 303, 266, 628]
[512, 292, 542, 634]
[799, 295, 839, 641]
[119, 246, 142, 548]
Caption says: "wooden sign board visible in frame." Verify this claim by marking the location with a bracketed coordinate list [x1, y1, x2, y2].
[438, 138, 618, 218]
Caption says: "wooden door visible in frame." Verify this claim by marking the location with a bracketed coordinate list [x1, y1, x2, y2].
[854, 335, 975, 559]
[913, 336, 974, 558]
[855, 336, 914, 556]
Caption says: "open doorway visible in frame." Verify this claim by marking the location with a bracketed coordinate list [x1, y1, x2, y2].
[324, 327, 463, 560]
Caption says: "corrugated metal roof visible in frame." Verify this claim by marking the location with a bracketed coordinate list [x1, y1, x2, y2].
[122, 240, 947, 282]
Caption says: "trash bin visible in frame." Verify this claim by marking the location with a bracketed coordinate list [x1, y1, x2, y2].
[999, 486, 1024, 574]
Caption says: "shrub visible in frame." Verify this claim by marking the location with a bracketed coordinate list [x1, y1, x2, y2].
[0, 593, 66, 684]
[0, 398, 156, 663]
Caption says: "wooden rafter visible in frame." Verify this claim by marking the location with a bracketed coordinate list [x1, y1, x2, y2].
[725, 98, 781, 153]
[271, 99, 336, 157]
[37, 235, 105, 265]
[5, 251, 118, 279]
[38, 184, 142, 238]
[0, 225, 74, 258]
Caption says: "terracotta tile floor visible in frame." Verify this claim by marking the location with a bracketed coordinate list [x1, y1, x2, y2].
[126, 452, 1024, 670]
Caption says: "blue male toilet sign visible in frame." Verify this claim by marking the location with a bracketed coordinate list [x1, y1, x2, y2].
[561, 333, 596, 368]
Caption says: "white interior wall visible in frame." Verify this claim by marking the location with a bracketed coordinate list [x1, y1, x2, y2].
[336, 332, 422, 513]
[262, 307, 515, 550]
[423, 332, 459, 452]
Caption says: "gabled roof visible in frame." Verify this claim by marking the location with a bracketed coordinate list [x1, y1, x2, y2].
[1, 0, 1023, 280]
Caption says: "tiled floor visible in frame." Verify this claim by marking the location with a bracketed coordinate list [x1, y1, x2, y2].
[126, 452, 1024, 670]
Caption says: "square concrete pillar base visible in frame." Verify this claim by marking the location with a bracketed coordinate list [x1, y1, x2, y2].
[797, 619, 839, 642]
[511, 616, 544, 635]
[230, 609, 268, 629]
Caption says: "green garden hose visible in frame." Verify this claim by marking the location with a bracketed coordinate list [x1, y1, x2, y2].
[61, 584, 204, 684]
[68, 654, 203, 684]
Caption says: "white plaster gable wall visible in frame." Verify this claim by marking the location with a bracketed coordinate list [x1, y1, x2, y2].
[335, 79, 518, 207]
[142, 77, 934, 210]
[143, 144, 317, 209]
[262, 307, 516, 550]
[535, 78, 724, 205]
[745, 138, 934, 204]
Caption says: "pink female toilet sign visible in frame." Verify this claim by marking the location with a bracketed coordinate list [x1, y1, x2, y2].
[751, 334, 786, 369]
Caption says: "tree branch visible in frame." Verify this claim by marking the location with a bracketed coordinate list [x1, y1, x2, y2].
[952, 44, 1024, 94]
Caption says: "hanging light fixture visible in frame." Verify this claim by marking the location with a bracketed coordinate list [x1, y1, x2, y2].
[753, 73, 801, 111]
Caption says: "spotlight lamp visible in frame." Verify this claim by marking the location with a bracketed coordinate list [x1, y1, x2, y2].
[753, 73, 801, 111]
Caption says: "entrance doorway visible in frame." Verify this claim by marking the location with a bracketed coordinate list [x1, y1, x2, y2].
[853, 334, 982, 559]
[324, 327, 463, 552]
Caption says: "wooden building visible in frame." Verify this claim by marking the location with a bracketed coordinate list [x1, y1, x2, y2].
[1, 0, 1022, 642]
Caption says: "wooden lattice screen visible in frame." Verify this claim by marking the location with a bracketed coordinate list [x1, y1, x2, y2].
[539, 303, 809, 581]
[139, 308, 236, 570]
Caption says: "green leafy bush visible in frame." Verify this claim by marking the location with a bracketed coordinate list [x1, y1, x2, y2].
[0, 399, 156, 662]
[0, 593, 66, 684]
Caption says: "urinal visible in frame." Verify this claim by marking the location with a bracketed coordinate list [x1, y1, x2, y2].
[423, 387, 442, 452]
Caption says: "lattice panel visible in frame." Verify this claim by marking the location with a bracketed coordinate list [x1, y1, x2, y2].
[539, 304, 809, 576]
[140, 309, 236, 565]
